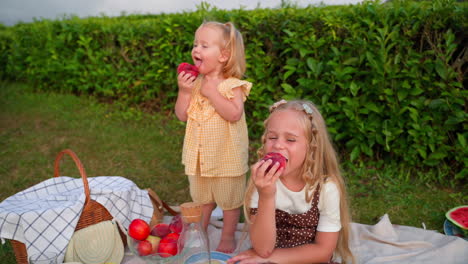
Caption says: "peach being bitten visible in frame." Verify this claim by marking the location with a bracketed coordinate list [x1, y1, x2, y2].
[177, 62, 199, 78]
[261, 152, 287, 173]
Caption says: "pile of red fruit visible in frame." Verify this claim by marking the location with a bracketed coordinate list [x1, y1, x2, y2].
[128, 215, 184, 258]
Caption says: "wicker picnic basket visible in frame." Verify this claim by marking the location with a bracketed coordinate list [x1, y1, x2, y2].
[10, 149, 178, 263]
[10, 149, 128, 264]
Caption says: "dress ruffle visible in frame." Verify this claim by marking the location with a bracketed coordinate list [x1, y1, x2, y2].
[187, 77, 252, 122]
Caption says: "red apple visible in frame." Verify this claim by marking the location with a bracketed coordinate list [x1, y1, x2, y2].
[146, 235, 161, 252]
[129, 219, 150, 241]
[177, 62, 199, 78]
[158, 236, 178, 258]
[261, 152, 287, 173]
[151, 223, 171, 237]
[169, 215, 183, 234]
[137, 240, 153, 256]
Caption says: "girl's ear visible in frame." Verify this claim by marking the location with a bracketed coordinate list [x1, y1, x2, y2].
[218, 48, 230, 63]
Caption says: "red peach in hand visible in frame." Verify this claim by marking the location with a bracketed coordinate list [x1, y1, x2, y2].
[261, 152, 287, 173]
[177, 62, 199, 78]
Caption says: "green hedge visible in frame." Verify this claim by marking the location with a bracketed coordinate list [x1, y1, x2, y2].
[1, 0, 466, 180]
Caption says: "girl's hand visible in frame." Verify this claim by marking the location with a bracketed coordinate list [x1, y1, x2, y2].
[250, 159, 283, 199]
[227, 249, 272, 264]
[177, 71, 196, 93]
[199, 79, 219, 99]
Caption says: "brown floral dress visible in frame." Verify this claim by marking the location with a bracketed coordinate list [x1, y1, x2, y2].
[250, 185, 321, 248]
[250, 185, 341, 263]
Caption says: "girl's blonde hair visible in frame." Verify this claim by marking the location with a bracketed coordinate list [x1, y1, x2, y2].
[243, 99, 354, 264]
[200, 21, 246, 78]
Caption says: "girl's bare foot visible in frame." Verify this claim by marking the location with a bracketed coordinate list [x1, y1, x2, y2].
[216, 237, 236, 253]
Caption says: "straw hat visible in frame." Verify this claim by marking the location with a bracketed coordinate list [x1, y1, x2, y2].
[64, 220, 124, 264]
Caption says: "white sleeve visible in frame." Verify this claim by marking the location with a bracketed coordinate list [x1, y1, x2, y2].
[317, 181, 342, 232]
[249, 181, 309, 214]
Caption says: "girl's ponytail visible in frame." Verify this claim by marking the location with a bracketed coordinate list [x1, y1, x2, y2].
[223, 22, 246, 78]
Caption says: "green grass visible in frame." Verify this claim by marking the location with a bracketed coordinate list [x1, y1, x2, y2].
[0, 81, 466, 263]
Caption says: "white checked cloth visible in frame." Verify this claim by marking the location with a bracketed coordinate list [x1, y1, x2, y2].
[0, 176, 154, 263]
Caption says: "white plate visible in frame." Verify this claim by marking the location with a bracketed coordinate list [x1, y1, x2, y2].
[185, 251, 231, 264]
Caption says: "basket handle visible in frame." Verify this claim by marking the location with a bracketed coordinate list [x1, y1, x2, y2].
[53, 149, 90, 204]
[147, 188, 178, 216]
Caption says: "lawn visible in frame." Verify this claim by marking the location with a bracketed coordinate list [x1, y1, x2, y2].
[0, 81, 466, 263]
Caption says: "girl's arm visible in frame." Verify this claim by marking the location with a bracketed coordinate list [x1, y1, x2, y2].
[203, 86, 244, 122]
[229, 231, 339, 264]
[248, 160, 283, 257]
[175, 72, 196, 121]
[248, 203, 276, 257]
[263, 231, 339, 263]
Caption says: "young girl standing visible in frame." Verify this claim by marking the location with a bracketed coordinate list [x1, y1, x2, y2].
[174, 21, 251, 253]
[229, 100, 354, 263]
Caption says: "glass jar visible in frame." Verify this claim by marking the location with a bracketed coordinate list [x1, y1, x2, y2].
[179, 202, 211, 264]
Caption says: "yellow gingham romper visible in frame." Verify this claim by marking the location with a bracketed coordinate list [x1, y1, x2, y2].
[182, 76, 252, 210]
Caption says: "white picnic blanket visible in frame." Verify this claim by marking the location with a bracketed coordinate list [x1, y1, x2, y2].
[349, 214, 468, 263]
[122, 214, 468, 264]
[0, 176, 154, 264]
